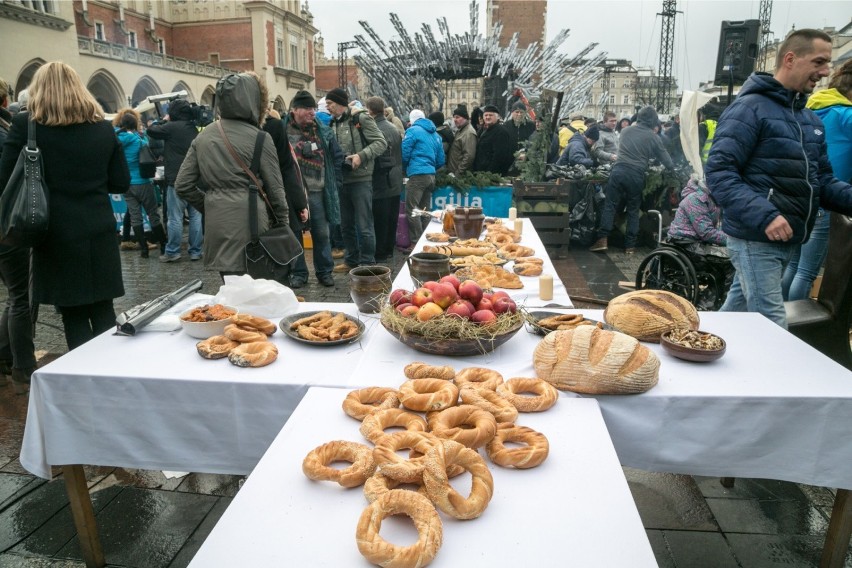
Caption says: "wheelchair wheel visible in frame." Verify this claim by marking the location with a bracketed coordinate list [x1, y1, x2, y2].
[635, 248, 699, 304]
[695, 271, 724, 311]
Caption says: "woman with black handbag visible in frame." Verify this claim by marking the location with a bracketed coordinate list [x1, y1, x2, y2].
[113, 108, 166, 258]
[0, 62, 130, 352]
[175, 72, 291, 282]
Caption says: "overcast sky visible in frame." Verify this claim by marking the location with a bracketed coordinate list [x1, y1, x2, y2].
[311, 0, 851, 91]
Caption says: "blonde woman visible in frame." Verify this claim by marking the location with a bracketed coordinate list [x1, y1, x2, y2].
[0, 61, 130, 351]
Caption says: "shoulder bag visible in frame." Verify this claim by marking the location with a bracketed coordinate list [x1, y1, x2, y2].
[137, 141, 157, 179]
[216, 122, 302, 283]
[0, 118, 49, 247]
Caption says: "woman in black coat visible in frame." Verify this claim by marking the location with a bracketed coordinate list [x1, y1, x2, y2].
[0, 62, 130, 351]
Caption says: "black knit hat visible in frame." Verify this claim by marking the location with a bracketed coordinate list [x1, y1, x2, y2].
[585, 124, 600, 142]
[483, 104, 500, 114]
[428, 111, 445, 127]
[452, 106, 469, 120]
[511, 101, 526, 112]
[291, 90, 317, 109]
[325, 88, 349, 107]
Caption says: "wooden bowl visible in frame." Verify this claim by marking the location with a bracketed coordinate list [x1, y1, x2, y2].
[660, 330, 726, 362]
[380, 319, 523, 356]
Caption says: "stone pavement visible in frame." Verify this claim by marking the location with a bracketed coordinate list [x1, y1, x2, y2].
[0, 239, 848, 567]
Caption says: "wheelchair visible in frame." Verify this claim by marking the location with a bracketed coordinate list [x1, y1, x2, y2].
[634, 211, 734, 311]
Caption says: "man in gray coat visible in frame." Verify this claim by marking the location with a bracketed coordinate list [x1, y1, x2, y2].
[447, 106, 477, 175]
[366, 96, 403, 263]
[325, 88, 387, 272]
[593, 111, 619, 164]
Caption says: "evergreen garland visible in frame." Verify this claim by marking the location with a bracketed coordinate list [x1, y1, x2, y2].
[519, 108, 553, 182]
[435, 170, 508, 194]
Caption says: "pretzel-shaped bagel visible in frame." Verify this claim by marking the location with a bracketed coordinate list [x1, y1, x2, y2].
[342, 387, 401, 420]
[496, 378, 559, 412]
[403, 361, 456, 381]
[398, 379, 459, 412]
[454, 367, 504, 391]
[423, 439, 494, 520]
[373, 431, 441, 483]
[427, 405, 497, 449]
[363, 471, 429, 503]
[513, 262, 543, 276]
[223, 323, 268, 343]
[302, 440, 376, 488]
[227, 341, 278, 367]
[356, 490, 443, 568]
[196, 335, 240, 360]
[487, 232, 514, 246]
[486, 422, 550, 469]
[499, 243, 535, 259]
[459, 384, 519, 423]
[360, 408, 428, 444]
[230, 313, 276, 335]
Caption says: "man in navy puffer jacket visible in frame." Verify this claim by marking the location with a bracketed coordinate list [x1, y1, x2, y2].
[706, 29, 852, 327]
[402, 109, 445, 245]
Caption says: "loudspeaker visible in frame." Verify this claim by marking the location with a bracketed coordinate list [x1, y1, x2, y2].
[714, 20, 761, 85]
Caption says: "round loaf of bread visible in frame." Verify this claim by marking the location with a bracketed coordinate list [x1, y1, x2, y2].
[533, 326, 660, 394]
[603, 290, 699, 342]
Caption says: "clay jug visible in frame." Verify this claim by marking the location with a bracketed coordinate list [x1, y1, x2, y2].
[407, 252, 451, 288]
[453, 206, 485, 240]
[349, 265, 392, 313]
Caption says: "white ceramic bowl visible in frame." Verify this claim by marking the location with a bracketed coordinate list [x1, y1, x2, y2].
[179, 305, 237, 339]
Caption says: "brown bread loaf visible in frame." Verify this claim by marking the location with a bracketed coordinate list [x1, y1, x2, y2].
[533, 326, 660, 394]
[603, 290, 699, 342]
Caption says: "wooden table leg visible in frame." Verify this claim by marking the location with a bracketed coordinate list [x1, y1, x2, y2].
[63, 465, 105, 568]
[820, 489, 851, 568]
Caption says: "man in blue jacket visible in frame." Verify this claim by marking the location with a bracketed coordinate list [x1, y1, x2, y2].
[706, 28, 852, 328]
[402, 109, 445, 245]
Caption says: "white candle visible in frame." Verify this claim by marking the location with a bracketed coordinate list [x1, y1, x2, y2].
[539, 274, 553, 301]
[513, 218, 523, 236]
[508, 207, 517, 220]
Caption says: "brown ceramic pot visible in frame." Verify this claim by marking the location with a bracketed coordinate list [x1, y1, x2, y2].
[349, 265, 392, 313]
[407, 252, 451, 288]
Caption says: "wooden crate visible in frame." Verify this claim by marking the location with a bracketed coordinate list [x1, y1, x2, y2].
[512, 179, 571, 198]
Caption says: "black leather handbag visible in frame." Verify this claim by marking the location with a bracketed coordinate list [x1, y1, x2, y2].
[217, 123, 302, 283]
[0, 118, 49, 247]
[137, 143, 157, 179]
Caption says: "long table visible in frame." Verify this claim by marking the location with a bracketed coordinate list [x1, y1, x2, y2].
[393, 217, 574, 308]
[188, 387, 657, 567]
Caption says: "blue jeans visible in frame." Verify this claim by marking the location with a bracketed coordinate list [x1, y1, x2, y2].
[597, 164, 645, 248]
[721, 235, 799, 328]
[782, 210, 830, 301]
[166, 186, 202, 257]
[339, 181, 375, 266]
[292, 191, 334, 278]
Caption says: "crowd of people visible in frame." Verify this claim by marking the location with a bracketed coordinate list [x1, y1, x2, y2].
[0, 28, 850, 391]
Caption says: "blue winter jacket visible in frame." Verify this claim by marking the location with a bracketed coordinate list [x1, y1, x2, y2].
[706, 73, 852, 244]
[556, 131, 595, 167]
[117, 129, 151, 185]
[806, 88, 852, 183]
[402, 118, 445, 176]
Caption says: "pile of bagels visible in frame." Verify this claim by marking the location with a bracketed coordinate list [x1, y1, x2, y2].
[302, 362, 559, 568]
[195, 314, 278, 368]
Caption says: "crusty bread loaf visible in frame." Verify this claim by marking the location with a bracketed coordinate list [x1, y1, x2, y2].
[603, 290, 699, 342]
[533, 326, 660, 394]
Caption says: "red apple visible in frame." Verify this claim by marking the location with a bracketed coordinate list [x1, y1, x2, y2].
[477, 298, 494, 312]
[399, 305, 420, 317]
[411, 287, 434, 307]
[423, 281, 441, 292]
[395, 302, 413, 313]
[431, 282, 458, 309]
[446, 300, 473, 319]
[416, 302, 444, 321]
[492, 297, 517, 314]
[439, 275, 461, 291]
[458, 280, 483, 305]
[482, 292, 494, 301]
[390, 289, 413, 307]
[461, 300, 476, 314]
[491, 291, 511, 301]
[471, 309, 498, 325]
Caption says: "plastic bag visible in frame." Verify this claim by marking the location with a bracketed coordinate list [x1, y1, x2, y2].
[211, 274, 300, 319]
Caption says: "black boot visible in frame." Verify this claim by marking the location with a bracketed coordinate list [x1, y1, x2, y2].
[133, 225, 149, 258]
[12, 367, 34, 395]
[151, 224, 168, 255]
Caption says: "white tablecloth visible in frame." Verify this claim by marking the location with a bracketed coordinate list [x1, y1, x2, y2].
[188, 387, 656, 567]
[350, 309, 852, 491]
[393, 217, 573, 308]
[20, 303, 380, 480]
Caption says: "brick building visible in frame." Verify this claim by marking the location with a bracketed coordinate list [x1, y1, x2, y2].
[0, 0, 317, 114]
[486, 0, 546, 49]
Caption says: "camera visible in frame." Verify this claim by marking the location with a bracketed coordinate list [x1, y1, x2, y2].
[342, 155, 354, 172]
[301, 142, 316, 159]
